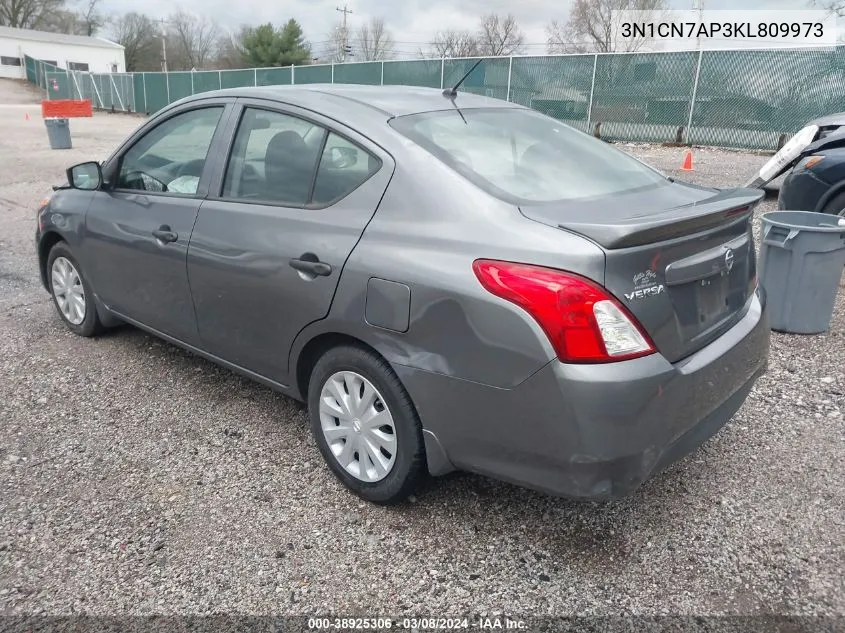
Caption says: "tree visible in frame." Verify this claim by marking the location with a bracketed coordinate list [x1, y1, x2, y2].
[427, 29, 479, 58]
[354, 17, 394, 61]
[109, 12, 161, 72]
[476, 13, 524, 56]
[546, 0, 668, 53]
[241, 20, 311, 67]
[0, 0, 64, 29]
[215, 26, 248, 69]
[278, 19, 311, 65]
[76, 0, 102, 36]
[39, 9, 79, 33]
[324, 22, 349, 62]
[812, 0, 845, 16]
[41, 0, 103, 35]
[167, 9, 220, 70]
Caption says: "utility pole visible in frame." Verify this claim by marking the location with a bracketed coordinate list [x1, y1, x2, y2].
[336, 4, 353, 62]
[693, 0, 704, 51]
[159, 17, 168, 72]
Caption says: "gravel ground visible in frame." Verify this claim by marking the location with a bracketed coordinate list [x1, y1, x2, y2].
[0, 79, 843, 618]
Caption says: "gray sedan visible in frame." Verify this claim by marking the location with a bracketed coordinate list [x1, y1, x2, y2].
[35, 84, 770, 505]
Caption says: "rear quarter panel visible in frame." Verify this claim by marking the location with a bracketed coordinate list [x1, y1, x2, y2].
[289, 144, 607, 390]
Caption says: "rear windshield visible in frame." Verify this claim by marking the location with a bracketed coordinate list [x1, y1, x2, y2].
[389, 107, 669, 203]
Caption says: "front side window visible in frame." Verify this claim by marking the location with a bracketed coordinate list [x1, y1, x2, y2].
[389, 107, 669, 204]
[223, 108, 324, 205]
[117, 106, 223, 195]
[68, 61, 89, 71]
[1, 56, 21, 67]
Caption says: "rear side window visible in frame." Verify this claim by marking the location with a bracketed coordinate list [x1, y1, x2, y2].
[312, 133, 381, 205]
[222, 108, 324, 205]
[389, 107, 668, 203]
[222, 107, 380, 207]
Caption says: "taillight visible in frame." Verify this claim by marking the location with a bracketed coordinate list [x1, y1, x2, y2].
[472, 259, 656, 364]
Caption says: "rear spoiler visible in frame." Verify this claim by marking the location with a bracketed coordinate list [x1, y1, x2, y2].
[554, 189, 764, 249]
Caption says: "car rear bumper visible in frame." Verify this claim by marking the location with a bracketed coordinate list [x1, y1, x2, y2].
[395, 287, 770, 500]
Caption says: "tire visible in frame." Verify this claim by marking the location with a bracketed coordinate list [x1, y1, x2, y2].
[307, 345, 426, 505]
[821, 191, 845, 216]
[46, 242, 102, 337]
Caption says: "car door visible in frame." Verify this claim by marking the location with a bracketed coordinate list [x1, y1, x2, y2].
[186, 101, 395, 385]
[81, 101, 233, 345]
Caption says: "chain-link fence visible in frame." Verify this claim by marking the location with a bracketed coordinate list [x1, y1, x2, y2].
[28, 56, 137, 112]
[24, 48, 845, 150]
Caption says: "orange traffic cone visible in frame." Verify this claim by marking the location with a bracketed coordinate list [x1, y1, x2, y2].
[680, 149, 694, 171]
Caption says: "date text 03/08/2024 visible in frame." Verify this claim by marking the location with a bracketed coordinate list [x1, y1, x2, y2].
[307, 617, 528, 630]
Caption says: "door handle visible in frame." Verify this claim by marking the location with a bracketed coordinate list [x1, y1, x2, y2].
[289, 257, 332, 277]
[152, 226, 178, 244]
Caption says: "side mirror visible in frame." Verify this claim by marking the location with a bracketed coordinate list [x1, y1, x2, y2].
[67, 161, 102, 190]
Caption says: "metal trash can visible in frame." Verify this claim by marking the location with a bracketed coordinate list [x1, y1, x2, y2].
[759, 210, 845, 334]
[44, 117, 72, 149]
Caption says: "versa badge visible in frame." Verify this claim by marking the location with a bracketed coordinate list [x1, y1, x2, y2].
[626, 269, 665, 302]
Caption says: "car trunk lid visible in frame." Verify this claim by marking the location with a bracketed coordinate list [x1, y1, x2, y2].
[520, 183, 764, 363]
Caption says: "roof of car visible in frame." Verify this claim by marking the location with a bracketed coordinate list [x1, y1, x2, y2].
[186, 84, 523, 118]
[808, 111, 845, 128]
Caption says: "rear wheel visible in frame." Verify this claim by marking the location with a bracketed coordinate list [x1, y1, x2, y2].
[307, 345, 426, 505]
[47, 242, 102, 337]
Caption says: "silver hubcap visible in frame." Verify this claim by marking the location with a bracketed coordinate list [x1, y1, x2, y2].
[319, 371, 397, 483]
[51, 256, 86, 325]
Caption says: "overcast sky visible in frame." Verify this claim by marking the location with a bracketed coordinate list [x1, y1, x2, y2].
[99, 0, 819, 59]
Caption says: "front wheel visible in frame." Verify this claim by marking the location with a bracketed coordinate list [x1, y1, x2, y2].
[307, 345, 426, 505]
[46, 242, 102, 337]
[821, 191, 845, 216]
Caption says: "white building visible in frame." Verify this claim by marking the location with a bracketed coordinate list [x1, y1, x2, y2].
[0, 26, 125, 80]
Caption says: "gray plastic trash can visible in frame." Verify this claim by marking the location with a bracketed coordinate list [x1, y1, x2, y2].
[44, 117, 72, 149]
[759, 210, 845, 334]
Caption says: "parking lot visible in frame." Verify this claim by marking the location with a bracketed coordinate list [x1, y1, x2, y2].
[0, 79, 843, 617]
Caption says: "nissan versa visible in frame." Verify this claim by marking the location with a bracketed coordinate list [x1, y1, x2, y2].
[35, 83, 770, 505]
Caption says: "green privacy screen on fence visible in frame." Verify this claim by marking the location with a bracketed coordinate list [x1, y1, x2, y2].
[591, 51, 698, 143]
[509, 54, 594, 132]
[293, 64, 332, 84]
[333, 62, 381, 85]
[383, 59, 441, 88]
[193, 71, 222, 94]
[689, 47, 845, 148]
[220, 69, 254, 89]
[257, 67, 291, 86]
[142, 72, 168, 115]
[167, 72, 193, 102]
[23, 48, 845, 151]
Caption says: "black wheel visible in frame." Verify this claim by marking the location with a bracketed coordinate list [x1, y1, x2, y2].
[46, 242, 102, 337]
[307, 345, 426, 505]
[821, 191, 845, 216]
